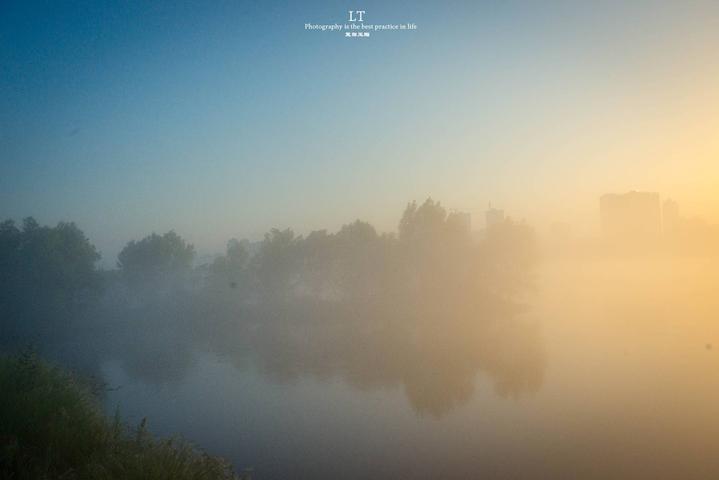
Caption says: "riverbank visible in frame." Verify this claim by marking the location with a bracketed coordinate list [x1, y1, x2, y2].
[0, 352, 247, 480]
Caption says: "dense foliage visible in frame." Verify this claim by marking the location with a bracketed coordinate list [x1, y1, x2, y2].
[0, 198, 537, 332]
[0, 199, 538, 475]
[203, 198, 536, 304]
[117, 231, 196, 296]
[0, 352, 245, 479]
[0, 218, 101, 335]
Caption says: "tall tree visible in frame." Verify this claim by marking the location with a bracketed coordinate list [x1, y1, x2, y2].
[0, 218, 101, 334]
[117, 231, 195, 296]
[397, 199, 473, 296]
[208, 238, 250, 295]
[253, 228, 302, 302]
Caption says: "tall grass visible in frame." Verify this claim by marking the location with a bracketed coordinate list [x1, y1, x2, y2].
[0, 351, 246, 479]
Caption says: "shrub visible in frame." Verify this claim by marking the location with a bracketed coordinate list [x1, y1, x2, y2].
[0, 352, 245, 480]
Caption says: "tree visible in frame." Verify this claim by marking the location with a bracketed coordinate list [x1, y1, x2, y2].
[333, 220, 386, 299]
[0, 217, 101, 334]
[398, 198, 449, 244]
[397, 199, 473, 296]
[117, 231, 195, 295]
[208, 238, 250, 295]
[299, 229, 336, 298]
[253, 228, 302, 302]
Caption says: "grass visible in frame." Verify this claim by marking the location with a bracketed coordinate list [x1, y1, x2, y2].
[0, 351, 246, 479]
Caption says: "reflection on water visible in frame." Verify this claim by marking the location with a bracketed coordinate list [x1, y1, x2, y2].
[207, 302, 544, 417]
[46, 298, 544, 418]
[39, 257, 719, 479]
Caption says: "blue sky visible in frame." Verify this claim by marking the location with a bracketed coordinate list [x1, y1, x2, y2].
[2, 1, 718, 263]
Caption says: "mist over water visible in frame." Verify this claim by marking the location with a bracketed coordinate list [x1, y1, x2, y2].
[3, 2, 719, 478]
[3, 199, 719, 479]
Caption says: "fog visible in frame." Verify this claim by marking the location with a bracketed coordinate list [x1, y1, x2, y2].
[0, 198, 542, 414]
[2, 193, 719, 478]
[3, 2, 719, 477]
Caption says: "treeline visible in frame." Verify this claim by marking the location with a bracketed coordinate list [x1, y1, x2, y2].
[202, 199, 535, 304]
[0, 199, 536, 334]
[0, 218, 100, 336]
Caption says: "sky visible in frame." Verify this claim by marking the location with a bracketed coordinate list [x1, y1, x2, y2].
[2, 0, 718, 264]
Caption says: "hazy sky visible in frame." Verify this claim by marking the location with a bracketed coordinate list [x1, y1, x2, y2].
[2, 0, 718, 263]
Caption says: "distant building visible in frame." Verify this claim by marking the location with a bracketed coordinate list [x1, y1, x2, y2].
[485, 204, 505, 229]
[600, 191, 661, 241]
[663, 198, 680, 234]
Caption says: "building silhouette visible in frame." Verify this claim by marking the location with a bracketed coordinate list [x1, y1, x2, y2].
[485, 204, 505, 229]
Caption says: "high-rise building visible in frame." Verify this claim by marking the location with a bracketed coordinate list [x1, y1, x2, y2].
[600, 191, 661, 241]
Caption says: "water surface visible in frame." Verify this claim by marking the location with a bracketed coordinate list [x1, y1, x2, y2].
[59, 258, 719, 479]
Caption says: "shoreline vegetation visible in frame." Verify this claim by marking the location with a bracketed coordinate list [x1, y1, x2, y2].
[0, 198, 538, 475]
[0, 352, 249, 480]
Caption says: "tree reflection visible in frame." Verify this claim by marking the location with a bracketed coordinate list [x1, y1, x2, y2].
[41, 297, 544, 417]
[204, 299, 545, 417]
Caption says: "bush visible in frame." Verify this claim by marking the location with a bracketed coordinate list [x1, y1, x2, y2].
[0, 352, 245, 479]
